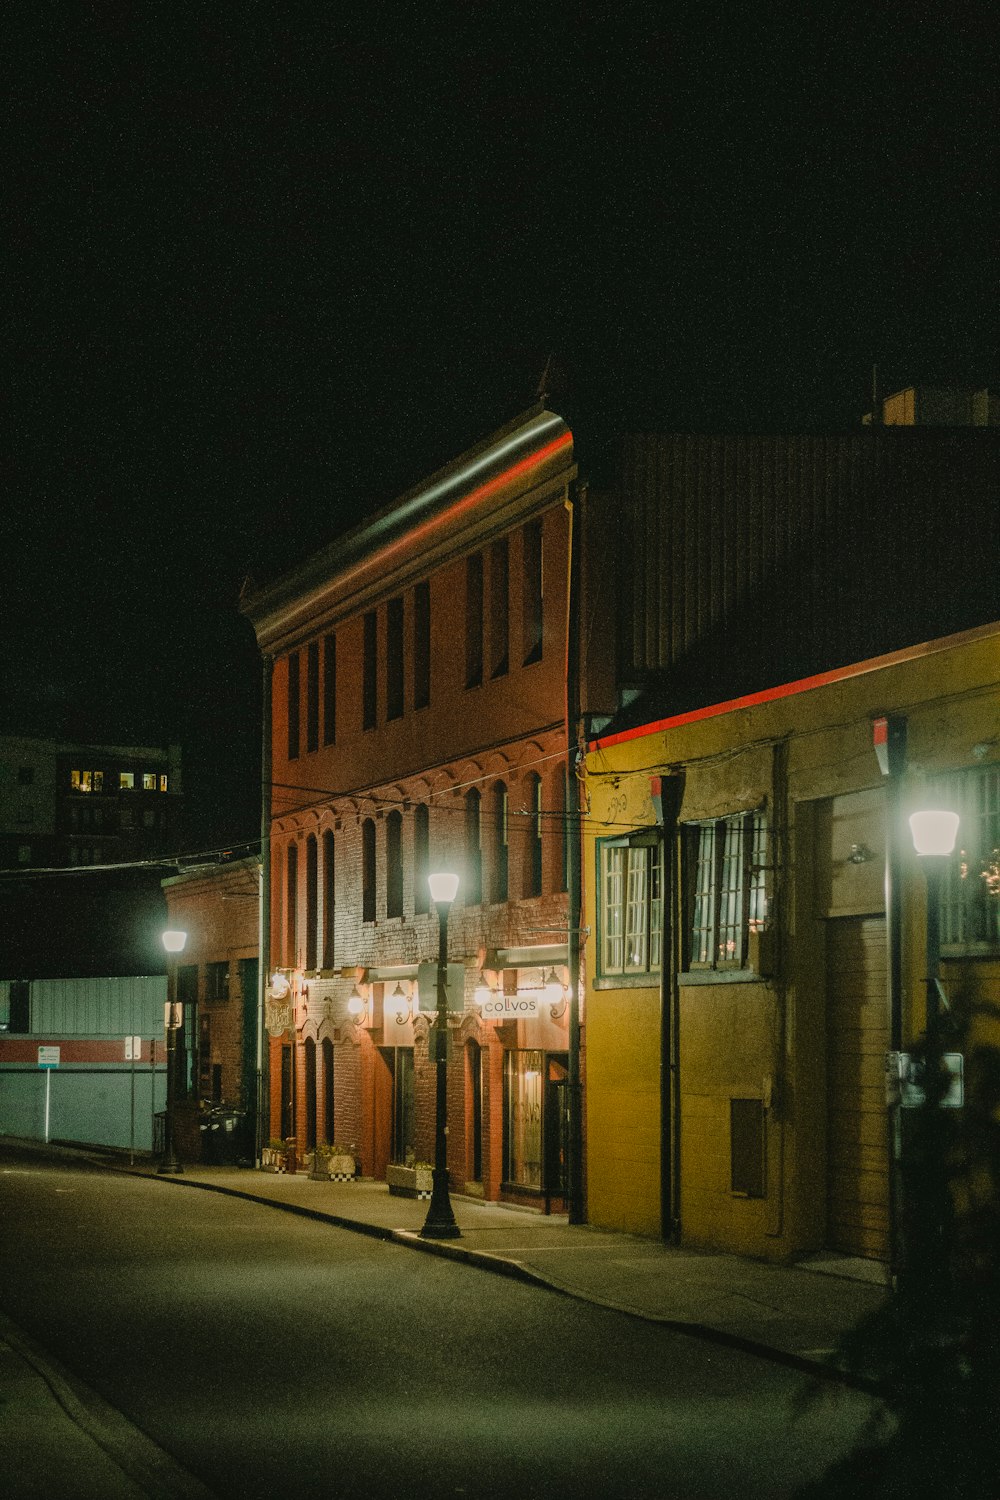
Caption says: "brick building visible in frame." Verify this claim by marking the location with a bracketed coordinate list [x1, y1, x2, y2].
[160, 854, 260, 1161]
[242, 406, 582, 1205]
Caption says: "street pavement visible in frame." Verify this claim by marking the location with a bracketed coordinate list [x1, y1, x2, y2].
[1, 1139, 889, 1498]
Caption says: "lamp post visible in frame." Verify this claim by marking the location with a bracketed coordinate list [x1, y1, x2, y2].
[159, 929, 187, 1175]
[421, 871, 461, 1240]
[909, 810, 960, 1032]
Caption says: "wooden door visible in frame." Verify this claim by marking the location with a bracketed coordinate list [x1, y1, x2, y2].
[825, 916, 890, 1259]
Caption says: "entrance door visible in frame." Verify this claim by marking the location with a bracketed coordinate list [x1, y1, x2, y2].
[825, 916, 889, 1259]
[544, 1054, 570, 1210]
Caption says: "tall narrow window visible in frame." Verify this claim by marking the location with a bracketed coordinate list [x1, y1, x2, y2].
[559, 766, 570, 893]
[413, 580, 430, 710]
[305, 834, 318, 970]
[386, 810, 403, 918]
[322, 829, 335, 968]
[287, 652, 300, 761]
[686, 810, 768, 971]
[525, 773, 543, 897]
[465, 789, 482, 905]
[286, 842, 298, 967]
[386, 596, 404, 720]
[493, 782, 509, 902]
[362, 818, 376, 923]
[306, 642, 319, 753]
[522, 519, 543, 665]
[323, 634, 336, 745]
[413, 803, 430, 914]
[363, 611, 377, 731]
[489, 537, 509, 677]
[465, 553, 484, 688]
[599, 835, 663, 977]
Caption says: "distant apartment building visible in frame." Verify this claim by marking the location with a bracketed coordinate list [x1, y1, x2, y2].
[0, 736, 183, 870]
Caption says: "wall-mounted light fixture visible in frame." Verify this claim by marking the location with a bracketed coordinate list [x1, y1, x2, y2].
[347, 981, 369, 1024]
[386, 980, 412, 1026]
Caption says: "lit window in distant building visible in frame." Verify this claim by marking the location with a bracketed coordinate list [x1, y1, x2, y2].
[599, 835, 662, 976]
[120, 772, 135, 790]
[71, 770, 102, 793]
[159, 774, 168, 792]
[686, 810, 768, 971]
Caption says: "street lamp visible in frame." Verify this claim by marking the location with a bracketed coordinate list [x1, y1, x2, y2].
[420, 871, 461, 1240]
[159, 928, 187, 1174]
[909, 810, 960, 1031]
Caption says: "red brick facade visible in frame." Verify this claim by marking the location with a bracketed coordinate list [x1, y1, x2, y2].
[245, 409, 580, 1204]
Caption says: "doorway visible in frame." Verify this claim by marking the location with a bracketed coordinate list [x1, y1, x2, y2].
[544, 1053, 570, 1210]
[825, 916, 890, 1259]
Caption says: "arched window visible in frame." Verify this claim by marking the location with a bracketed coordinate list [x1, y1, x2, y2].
[286, 841, 299, 966]
[525, 773, 543, 898]
[386, 810, 403, 918]
[492, 782, 509, 902]
[305, 835, 318, 970]
[465, 788, 482, 905]
[362, 818, 376, 923]
[413, 804, 430, 914]
[322, 830, 335, 969]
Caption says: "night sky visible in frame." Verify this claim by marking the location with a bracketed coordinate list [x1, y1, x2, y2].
[6, 7, 997, 851]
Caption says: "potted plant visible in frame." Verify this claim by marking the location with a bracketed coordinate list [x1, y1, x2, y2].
[261, 1139, 286, 1171]
[386, 1160, 434, 1198]
[326, 1144, 357, 1180]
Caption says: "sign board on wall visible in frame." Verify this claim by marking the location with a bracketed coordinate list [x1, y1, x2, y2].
[37, 1045, 60, 1068]
[478, 993, 541, 1021]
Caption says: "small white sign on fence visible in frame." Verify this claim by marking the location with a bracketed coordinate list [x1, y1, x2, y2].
[37, 1045, 60, 1068]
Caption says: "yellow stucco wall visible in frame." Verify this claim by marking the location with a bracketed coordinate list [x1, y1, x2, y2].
[583, 622, 1000, 1259]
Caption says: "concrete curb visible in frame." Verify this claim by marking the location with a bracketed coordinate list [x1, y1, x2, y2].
[143, 1171, 879, 1394]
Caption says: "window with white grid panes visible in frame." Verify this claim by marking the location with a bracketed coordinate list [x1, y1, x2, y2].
[599, 836, 663, 977]
[687, 811, 767, 971]
[935, 765, 1000, 953]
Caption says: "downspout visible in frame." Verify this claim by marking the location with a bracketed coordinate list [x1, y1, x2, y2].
[565, 482, 585, 1224]
[256, 654, 273, 1166]
[885, 714, 907, 1281]
[653, 774, 685, 1242]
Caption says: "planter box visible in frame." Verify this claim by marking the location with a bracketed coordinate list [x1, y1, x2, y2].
[327, 1154, 356, 1182]
[386, 1163, 433, 1199]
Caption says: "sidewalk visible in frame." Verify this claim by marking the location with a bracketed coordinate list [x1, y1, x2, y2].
[132, 1158, 889, 1381]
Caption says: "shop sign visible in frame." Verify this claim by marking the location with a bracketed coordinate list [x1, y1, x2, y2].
[266, 996, 292, 1037]
[479, 993, 540, 1020]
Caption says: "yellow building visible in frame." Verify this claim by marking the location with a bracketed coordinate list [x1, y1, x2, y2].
[583, 620, 1000, 1263]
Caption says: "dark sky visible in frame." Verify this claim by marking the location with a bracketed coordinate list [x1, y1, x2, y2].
[6, 6, 998, 849]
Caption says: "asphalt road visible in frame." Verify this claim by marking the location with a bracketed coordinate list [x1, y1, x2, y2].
[0, 1145, 879, 1499]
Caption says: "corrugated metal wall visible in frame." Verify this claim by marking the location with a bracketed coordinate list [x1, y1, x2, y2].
[617, 429, 1000, 699]
[29, 976, 166, 1036]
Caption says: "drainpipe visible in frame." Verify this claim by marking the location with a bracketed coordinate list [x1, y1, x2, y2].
[884, 714, 907, 1281]
[652, 774, 685, 1242]
[256, 654, 273, 1165]
[565, 482, 585, 1224]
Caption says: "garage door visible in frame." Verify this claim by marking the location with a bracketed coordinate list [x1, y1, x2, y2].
[825, 916, 889, 1259]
